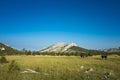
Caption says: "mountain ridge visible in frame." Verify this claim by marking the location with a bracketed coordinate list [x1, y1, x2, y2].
[0, 43, 20, 55]
[39, 42, 87, 53]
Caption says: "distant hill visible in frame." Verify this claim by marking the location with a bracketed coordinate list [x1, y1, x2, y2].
[39, 42, 90, 55]
[105, 48, 120, 52]
[1, 42, 118, 56]
[39, 42, 110, 56]
[40, 42, 77, 52]
[68, 46, 88, 53]
[0, 43, 20, 55]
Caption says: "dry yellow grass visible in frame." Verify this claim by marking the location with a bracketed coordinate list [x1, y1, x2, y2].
[0, 55, 120, 80]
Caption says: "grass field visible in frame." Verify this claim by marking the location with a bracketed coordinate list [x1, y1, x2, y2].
[0, 55, 120, 80]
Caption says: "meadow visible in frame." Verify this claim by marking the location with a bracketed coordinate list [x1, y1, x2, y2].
[0, 55, 120, 80]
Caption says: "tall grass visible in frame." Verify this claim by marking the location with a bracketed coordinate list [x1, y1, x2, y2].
[0, 55, 120, 80]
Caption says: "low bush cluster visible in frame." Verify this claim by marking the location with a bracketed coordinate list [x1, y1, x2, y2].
[0, 56, 8, 64]
[8, 60, 20, 72]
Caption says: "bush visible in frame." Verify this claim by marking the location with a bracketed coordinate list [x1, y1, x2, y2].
[0, 56, 8, 64]
[8, 60, 20, 72]
[35, 67, 42, 72]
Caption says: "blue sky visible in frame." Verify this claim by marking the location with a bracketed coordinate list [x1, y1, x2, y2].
[0, 0, 120, 50]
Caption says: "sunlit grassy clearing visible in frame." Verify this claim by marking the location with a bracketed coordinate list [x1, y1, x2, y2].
[0, 55, 120, 80]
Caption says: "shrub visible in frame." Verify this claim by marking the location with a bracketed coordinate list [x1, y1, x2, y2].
[0, 56, 8, 64]
[35, 67, 42, 72]
[8, 60, 20, 72]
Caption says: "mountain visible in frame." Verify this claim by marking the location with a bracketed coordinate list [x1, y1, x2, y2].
[40, 42, 88, 53]
[0, 43, 20, 55]
[104, 48, 120, 53]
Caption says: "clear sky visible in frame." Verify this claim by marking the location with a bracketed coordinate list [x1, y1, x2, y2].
[0, 0, 120, 50]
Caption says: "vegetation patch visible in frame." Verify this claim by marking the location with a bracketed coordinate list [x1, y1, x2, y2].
[0, 56, 8, 64]
[0, 55, 119, 80]
[8, 60, 20, 72]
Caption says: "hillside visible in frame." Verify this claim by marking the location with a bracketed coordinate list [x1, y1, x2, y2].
[67, 46, 88, 53]
[0, 43, 20, 55]
[40, 42, 78, 52]
[40, 42, 86, 52]
[0, 42, 117, 56]
[39, 42, 91, 56]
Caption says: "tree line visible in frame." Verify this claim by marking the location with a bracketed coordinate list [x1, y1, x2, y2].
[0, 47, 120, 56]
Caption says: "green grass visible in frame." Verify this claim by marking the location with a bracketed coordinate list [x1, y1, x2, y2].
[0, 55, 120, 80]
